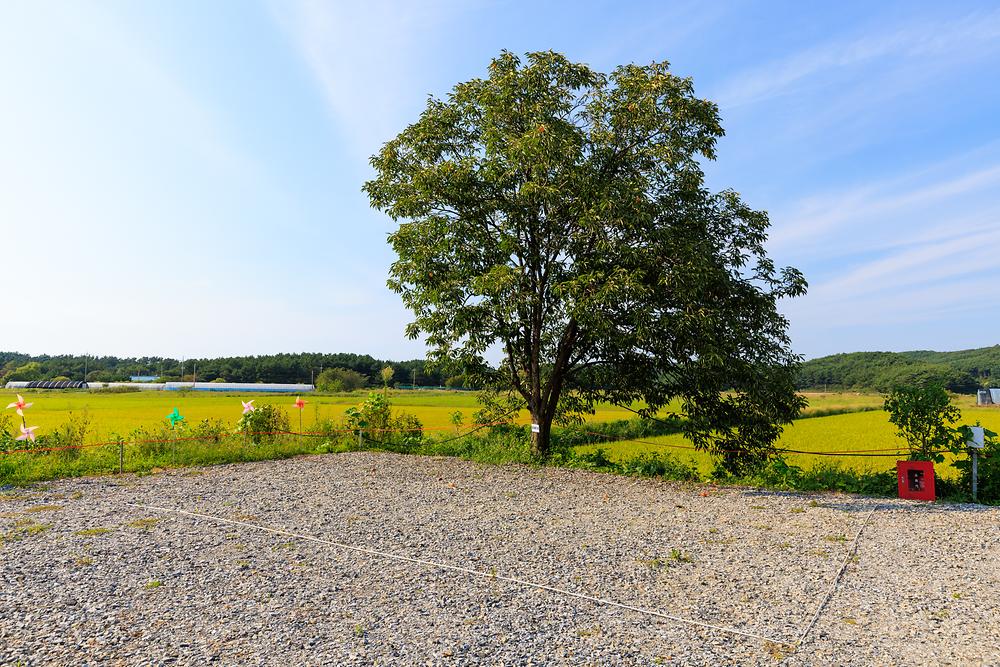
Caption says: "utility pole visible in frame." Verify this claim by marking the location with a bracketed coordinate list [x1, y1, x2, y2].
[412, 368, 417, 388]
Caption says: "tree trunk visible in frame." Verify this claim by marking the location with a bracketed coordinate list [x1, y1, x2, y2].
[529, 411, 552, 458]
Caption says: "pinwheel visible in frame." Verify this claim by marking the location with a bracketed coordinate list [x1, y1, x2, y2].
[241, 400, 255, 415]
[166, 408, 185, 428]
[6, 394, 32, 417]
[293, 396, 307, 433]
[16, 424, 38, 442]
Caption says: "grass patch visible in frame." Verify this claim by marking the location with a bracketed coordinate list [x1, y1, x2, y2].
[74, 527, 112, 537]
[2, 519, 52, 543]
[24, 505, 62, 513]
[126, 518, 160, 529]
[144, 580, 163, 589]
[669, 548, 692, 563]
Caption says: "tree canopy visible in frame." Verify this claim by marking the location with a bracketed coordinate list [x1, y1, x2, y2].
[797, 350, 983, 393]
[365, 51, 807, 472]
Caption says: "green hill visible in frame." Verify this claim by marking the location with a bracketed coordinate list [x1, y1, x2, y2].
[798, 346, 1000, 393]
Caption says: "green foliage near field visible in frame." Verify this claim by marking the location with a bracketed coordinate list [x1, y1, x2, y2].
[315, 367, 368, 392]
[2, 388, 994, 503]
[0, 351, 447, 386]
[797, 345, 1000, 393]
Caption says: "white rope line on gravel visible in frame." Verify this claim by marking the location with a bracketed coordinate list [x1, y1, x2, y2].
[128, 502, 794, 647]
[795, 503, 879, 647]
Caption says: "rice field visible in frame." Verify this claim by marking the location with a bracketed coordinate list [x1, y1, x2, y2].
[575, 399, 1000, 478]
[0, 389, 639, 442]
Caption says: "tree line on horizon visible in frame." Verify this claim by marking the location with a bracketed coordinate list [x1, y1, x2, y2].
[797, 347, 1000, 394]
[0, 351, 451, 388]
[7, 344, 1000, 395]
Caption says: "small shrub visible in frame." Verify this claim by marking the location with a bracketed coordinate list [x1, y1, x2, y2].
[0, 414, 15, 453]
[238, 404, 290, 445]
[620, 453, 700, 481]
[190, 418, 230, 444]
[33, 410, 92, 459]
[344, 393, 423, 449]
[316, 367, 367, 392]
[883, 384, 961, 462]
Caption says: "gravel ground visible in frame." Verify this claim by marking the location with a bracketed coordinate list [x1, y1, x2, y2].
[1, 452, 998, 666]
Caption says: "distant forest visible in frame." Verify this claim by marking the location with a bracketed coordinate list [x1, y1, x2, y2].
[798, 346, 1000, 394]
[7, 345, 1000, 395]
[0, 352, 448, 387]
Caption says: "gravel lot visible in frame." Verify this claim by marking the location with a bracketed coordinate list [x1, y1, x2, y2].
[1, 452, 998, 666]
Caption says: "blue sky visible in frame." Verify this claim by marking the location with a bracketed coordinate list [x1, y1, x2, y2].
[2, 1, 999, 361]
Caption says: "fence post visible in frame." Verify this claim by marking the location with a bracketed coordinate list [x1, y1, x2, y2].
[358, 429, 363, 448]
[972, 450, 979, 502]
[118, 437, 124, 475]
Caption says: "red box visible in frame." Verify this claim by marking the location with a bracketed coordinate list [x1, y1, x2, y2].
[897, 460, 935, 501]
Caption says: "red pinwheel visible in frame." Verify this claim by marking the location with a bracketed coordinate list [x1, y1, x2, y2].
[293, 396, 307, 433]
[6, 394, 32, 417]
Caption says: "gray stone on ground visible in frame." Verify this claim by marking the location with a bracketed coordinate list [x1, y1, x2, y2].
[1, 452, 997, 665]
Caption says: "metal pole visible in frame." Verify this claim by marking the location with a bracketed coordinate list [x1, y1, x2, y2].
[119, 438, 124, 474]
[972, 450, 979, 502]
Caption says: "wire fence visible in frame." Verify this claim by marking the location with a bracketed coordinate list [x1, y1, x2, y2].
[0, 422, 512, 458]
[0, 418, 975, 462]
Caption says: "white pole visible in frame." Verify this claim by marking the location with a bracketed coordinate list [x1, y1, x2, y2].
[972, 450, 979, 502]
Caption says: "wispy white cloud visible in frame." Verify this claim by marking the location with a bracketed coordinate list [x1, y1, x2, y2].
[714, 9, 1000, 108]
[269, 0, 474, 159]
[812, 227, 1000, 300]
[770, 141, 1000, 354]
[769, 150, 1000, 255]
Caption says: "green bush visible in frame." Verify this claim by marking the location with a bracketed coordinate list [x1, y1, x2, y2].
[728, 456, 898, 496]
[316, 367, 367, 392]
[238, 404, 290, 445]
[0, 413, 16, 453]
[444, 375, 466, 388]
[344, 392, 423, 449]
[948, 427, 1000, 504]
[33, 410, 92, 459]
[884, 384, 961, 462]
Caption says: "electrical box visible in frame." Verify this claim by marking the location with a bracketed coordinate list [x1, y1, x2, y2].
[897, 460, 935, 501]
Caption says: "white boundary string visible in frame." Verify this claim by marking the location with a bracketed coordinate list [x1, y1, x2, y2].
[795, 503, 879, 647]
[128, 502, 793, 647]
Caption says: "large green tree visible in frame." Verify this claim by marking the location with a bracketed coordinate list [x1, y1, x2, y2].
[365, 51, 807, 472]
